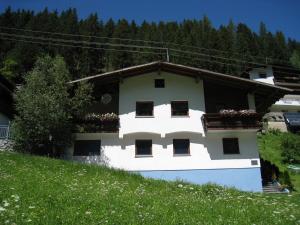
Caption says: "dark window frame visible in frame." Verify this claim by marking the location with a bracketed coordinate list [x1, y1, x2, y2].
[171, 101, 189, 116]
[222, 138, 240, 154]
[154, 79, 165, 88]
[258, 72, 267, 78]
[135, 140, 152, 157]
[73, 140, 101, 156]
[136, 101, 154, 117]
[173, 139, 190, 155]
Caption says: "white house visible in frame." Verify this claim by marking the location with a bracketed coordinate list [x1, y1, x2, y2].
[245, 66, 300, 133]
[65, 62, 291, 192]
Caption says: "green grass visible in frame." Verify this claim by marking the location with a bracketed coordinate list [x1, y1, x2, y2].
[0, 152, 300, 225]
[258, 131, 300, 191]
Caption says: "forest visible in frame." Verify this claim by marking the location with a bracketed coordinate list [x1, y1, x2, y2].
[1, 7, 300, 84]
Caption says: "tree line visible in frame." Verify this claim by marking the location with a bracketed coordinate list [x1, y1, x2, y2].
[1, 7, 300, 84]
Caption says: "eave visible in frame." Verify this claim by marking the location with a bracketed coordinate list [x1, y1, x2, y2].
[70, 61, 293, 113]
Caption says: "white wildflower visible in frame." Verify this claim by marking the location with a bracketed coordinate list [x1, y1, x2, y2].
[28, 206, 35, 209]
[178, 184, 183, 188]
[3, 201, 9, 207]
[85, 211, 91, 215]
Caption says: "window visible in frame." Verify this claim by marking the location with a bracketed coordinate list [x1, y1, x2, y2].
[258, 72, 267, 78]
[135, 140, 152, 156]
[173, 139, 190, 155]
[73, 140, 101, 156]
[171, 101, 189, 116]
[155, 79, 165, 88]
[136, 101, 154, 116]
[223, 138, 240, 154]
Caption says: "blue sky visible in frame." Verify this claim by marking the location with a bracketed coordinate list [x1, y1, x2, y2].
[1, 0, 300, 40]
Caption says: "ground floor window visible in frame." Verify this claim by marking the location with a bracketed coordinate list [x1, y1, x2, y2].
[73, 140, 101, 156]
[222, 138, 239, 154]
[135, 140, 152, 156]
[173, 139, 190, 155]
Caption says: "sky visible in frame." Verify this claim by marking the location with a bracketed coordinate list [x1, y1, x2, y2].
[1, 0, 300, 40]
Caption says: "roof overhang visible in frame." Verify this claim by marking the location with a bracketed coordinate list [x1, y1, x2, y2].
[70, 61, 293, 113]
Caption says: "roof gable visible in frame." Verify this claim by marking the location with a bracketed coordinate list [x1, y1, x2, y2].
[70, 61, 293, 113]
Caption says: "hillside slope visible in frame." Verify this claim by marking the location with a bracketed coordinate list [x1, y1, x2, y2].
[258, 131, 300, 191]
[0, 152, 299, 225]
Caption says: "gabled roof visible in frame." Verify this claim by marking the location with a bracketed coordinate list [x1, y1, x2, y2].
[71, 61, 290, 91]
[70, 61, 293, 113]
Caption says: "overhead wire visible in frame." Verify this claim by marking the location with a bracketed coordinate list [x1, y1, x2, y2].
[0, 25, 293, 65]
[0, 27, 300, 77]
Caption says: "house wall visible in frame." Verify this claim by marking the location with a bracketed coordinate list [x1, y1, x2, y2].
[66, 130, 262, 192]
[269, 95, 300, 112]
[249, 66, 274, 85]
[66, 72, 263, 192]
[118, 72, 206, 137]
[203, 81, 249, 113]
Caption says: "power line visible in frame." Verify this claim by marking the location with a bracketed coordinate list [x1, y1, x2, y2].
[0, 32, 167, 51]
[0, 26, 293, 65]
[1, 31, 299, 77]
[0, 26, 164, 45]
[169, 48, 299, 72]
[0, 36, 166, 56]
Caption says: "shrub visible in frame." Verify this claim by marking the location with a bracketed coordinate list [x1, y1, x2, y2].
[281, 133, 300, 164]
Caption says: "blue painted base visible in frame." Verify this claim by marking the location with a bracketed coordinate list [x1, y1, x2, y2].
[138, 168, 262, 192]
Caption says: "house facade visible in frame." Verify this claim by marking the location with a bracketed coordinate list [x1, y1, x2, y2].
[245, 66, 300, 133]
[65, 62, 290, 192]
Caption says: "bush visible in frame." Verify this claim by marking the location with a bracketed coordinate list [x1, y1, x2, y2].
[281, 133, 300, 164]
[278, 170, 294, 190]
[11, 55, 93, 156]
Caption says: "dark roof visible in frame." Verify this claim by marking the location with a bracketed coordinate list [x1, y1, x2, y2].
[272, 67, 300, 93]
[70, 61, 292, 113]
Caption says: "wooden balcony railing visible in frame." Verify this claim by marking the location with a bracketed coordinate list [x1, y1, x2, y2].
[202, 112, 262, 131]
[75, 113, 119, 133]
[0, 125, 10, 139]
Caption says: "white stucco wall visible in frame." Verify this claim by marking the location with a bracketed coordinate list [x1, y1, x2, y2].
[118, 72, 206, 138]
[67, 72, 260, 174]
[0, 113, 9, 125]
[270, 95, 300, 112]
[68, 131, 260, 171]
[248, 66, 274, 85]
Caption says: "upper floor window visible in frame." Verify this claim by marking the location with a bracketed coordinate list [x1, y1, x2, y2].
[155, 79, 165, 88]
[73, 140, 101, 156]
[258, 72, 267, 78]
[136, 101, 154, 117]
[135, 140, 152, 156]
[171, 101, 189, 116]
[173, 139, 190, 155]
[222, 138, 240, 154]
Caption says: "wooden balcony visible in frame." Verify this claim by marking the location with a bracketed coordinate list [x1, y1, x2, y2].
[75, 113, 119, 133]
[202, 112, 262, 131]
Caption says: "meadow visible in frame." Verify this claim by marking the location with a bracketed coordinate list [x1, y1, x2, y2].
[0, 152, 299, 225]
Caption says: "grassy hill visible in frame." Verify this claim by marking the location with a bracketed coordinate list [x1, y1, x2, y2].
[0, 152, 299, 225]
[258, 131, 300, 191]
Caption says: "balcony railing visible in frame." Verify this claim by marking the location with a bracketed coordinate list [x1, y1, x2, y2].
[75, 113, 119, 133]
[202, 111, 262, 131]
[0, 125, 10, 139]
